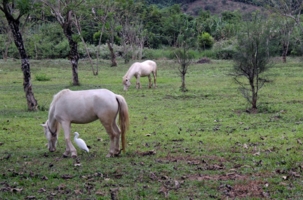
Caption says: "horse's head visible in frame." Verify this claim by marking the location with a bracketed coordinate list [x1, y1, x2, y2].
[41, 120, 58, 152]
[123, 77, 131, 91]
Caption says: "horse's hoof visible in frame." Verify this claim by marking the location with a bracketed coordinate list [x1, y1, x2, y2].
[62, 154, 69, 158]
[71, 154, 77, 158]
[106, 153, 113, 158]
[114, 149, 122, 156]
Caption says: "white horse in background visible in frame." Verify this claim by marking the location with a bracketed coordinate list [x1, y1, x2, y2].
[41, 89, 129, 158]
[123, 60, 157, 91]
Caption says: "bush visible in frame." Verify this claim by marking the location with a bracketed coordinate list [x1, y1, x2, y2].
[212, 38, 237, 59]
[215, 48, 235, 59]
[198, 32, 214, 50]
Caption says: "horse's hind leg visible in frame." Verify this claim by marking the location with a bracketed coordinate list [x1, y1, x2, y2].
[112, 122, 121, 155]
[153, 71, 157, 88]
[148, 74, 152, 88]
[61, 121, 77, 158]
[101, 120, 120, 157]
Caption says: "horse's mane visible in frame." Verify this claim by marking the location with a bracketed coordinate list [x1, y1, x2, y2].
[123, 62, 139, 81]
[50, 89, 70, 109]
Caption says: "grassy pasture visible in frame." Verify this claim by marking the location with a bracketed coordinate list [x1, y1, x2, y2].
[0, 58, 303, 199]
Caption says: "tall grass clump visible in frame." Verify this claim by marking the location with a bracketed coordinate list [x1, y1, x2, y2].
[35, 74, 51, 81]
[143, 48, 173, 59]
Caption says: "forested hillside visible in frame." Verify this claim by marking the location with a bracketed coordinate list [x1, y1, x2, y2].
[146, 0, 264, 11]
[183, 0, 262, 15]
[0, 0, 302, 62]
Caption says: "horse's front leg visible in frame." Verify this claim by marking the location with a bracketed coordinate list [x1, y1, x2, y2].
[105, 132, 117, 157]
[136, 76, 141, 89]
[61, 121, 77, 158]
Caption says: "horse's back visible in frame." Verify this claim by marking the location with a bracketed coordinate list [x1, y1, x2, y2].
[134, 60, 157, 76]
[51, 89, 118, 124]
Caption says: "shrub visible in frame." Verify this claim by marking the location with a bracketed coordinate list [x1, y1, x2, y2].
[212, 38, 237, 59]
[198, 32, 214, 50]
[215, 48, 235, 59]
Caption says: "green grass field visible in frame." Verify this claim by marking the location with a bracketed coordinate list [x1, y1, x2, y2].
[1, 57, 303, 199]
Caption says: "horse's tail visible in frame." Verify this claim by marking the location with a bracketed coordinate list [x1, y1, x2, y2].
[154, 62, 158, 77]
[115, 95, 129, 153]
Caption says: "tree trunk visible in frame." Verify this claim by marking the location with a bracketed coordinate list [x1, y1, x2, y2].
[4, 11, 38, 111]
[252, 92, 257, 109]
[250, 80, 257, 110]
[74, 14, 98, 75]
[63, 23, 80, 86]
[282, 43, 287, 63]
[107, 40, 117, 67]
[181, 73, 186, 92]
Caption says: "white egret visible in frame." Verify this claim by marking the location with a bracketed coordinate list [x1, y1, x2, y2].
[74, 132, 89, 153]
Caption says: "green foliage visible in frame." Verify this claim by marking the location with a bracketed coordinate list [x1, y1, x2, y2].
[198, 32, 214, 49]
[0, 0, 299, 63]
[23, 23, 70, 59]
[221, 11, 242, 23]
[15, 0, 32, 15]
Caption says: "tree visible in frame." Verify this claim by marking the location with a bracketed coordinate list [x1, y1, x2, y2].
[231, 14, 275, 111]
[91, 0, 117, 70]
[266, 0, 303, 61]
[115, 0, 146, 63]
[267, 0, 303, 32]
[273, 16, 295, 62]
[174, 16, 197, 92]
[0, 11, 13, 61]
[0, 0, 38, 111]
[73, 4, 97, 75]
[104, 2, 118, 67]
[40, 0, 83, 86]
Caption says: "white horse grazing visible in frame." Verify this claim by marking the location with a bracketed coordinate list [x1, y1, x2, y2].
[41, 89, 129, 158]
[123, 60, 157, 91]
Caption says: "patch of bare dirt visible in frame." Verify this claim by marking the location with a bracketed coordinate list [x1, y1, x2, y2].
[197, 57, 211, 64]
[155, 154, 271, 198]
[156, 155, 227, 164]
[219, 180, 268, 198]
[188, 173, 268, 198]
